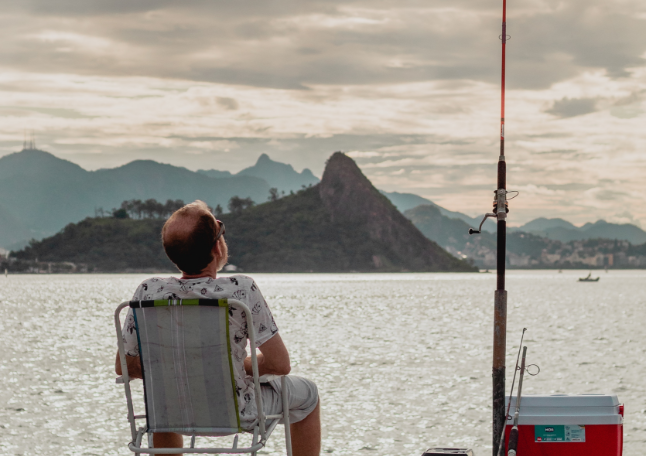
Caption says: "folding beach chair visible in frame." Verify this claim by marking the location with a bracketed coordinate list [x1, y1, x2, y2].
[114, 298, 293, 455]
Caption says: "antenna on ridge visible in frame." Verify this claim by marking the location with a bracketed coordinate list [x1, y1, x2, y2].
[23, 130, 37, 150]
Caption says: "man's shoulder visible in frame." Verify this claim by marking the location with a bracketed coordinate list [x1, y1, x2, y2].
[139, 276, 178, 284]
[132, 276, 181, 300]
[216, 275, 261, 301]
[135, 276, 180, 290]
[132, 274, 260, 301]
[219, 274, 256, 288]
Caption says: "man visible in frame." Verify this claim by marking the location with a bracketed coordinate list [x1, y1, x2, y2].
[116, 200, 320, 456]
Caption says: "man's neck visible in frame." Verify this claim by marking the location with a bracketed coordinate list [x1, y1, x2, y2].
[180, 250, 225, 280]
[180, 271, 216, 280]
[180, 261, 220, 280]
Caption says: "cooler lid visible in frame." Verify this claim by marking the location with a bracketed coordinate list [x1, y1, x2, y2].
[507, 394, 619, 408]
[505, 394, 622, 424]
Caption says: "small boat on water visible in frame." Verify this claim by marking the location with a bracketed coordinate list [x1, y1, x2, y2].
[578, 272, 600, 282]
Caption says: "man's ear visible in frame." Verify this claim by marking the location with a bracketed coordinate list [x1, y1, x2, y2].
[213, 238, 222, 258]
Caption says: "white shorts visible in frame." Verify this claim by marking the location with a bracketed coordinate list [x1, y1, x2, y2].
[255, 375, 318, 427]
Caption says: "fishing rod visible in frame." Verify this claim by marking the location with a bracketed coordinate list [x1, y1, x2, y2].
[468, 0, 517, 454]
[507, 346, 528, 456]
[494, 329, 526, 456]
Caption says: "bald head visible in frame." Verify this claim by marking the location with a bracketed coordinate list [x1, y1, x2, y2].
[162, 200, 222, 275]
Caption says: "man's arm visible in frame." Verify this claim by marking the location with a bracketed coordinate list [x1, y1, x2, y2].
[115, 350, 143, 379]
[244, 333, 291, 377]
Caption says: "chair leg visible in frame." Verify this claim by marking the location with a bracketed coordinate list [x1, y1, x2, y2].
[251, 426, 259, 456]
[281, 376, 293, 456]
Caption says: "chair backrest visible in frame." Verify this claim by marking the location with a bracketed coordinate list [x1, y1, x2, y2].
[130, 299, 242, 435]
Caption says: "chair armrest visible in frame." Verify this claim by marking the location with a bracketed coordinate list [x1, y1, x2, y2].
[116, 376, 124, 384]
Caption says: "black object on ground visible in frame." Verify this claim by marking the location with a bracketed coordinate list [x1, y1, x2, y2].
[423, 449, 475, 456]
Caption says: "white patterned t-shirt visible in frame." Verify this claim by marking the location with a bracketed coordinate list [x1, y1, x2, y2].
[121, 274, 279, 427]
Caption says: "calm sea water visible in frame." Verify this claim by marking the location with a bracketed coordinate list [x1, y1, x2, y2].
[1, 270, 645, 455]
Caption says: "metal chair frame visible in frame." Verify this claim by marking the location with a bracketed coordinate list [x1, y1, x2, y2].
[115, 298, 293, 455]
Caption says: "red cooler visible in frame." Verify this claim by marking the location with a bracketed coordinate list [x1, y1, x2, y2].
[504, 394, 623, 456]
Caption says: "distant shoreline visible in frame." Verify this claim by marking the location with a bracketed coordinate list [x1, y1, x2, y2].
[3, 267, 646, 275]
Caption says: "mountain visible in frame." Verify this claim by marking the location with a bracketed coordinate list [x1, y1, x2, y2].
[197, 169, 233, 179]
[404, 204, 498, 268]
[0, 148, 87, 182]
[199, 153, 320, 194]
[90, 160, 270, 210]
[0, 150, 96, 246]
[9, 152, 476, 273]
[0, 149, 272, 248]
[404, 204, 496, 256]
[0, 203, 32, 249]
[516, 218, 646, 244]
[316, 153, 475, 272]
[517, 217, 577, 232]
[404, 205, 646, 269]
[381, 191, 496, 232]
[236, 153, 319, 192]
[6, 147, 643, 260]
[380, 191, 435, 212]
[579, 220, 646, 243]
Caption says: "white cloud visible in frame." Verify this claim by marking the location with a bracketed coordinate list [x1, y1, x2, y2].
[346, 151, 381, 158]
[34, 31, 113, 50]
[610, 211, 642, 228]
[1, 0, 646, 226]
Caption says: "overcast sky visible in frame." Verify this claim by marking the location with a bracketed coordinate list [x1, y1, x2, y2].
[1, 0, 645, 226]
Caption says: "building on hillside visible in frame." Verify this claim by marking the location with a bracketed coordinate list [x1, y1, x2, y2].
[604, 254, 614, 267]
[627, 256, 646, 267]
[541, 251, 562, 265]
[509, 253, 531, 267]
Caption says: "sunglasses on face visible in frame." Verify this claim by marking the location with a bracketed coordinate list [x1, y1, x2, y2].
[215, 220, 226, 241]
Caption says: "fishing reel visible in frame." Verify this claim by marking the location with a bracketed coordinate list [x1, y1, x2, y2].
[468, 189, 518, 235]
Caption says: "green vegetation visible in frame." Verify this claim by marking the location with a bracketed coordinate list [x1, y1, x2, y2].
[11, 217, 173, 272]
[7, 186, 475, 273]
[227, 196, 255, 215]
[6, 152, 477, 273]
[6, 188, 397, 272]
[110, 198, 186, 219]
[220, 187, 395, 272]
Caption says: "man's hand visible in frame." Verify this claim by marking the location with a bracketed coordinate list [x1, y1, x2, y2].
[115, 350, 143, 380]
[244, 333, 291, 377]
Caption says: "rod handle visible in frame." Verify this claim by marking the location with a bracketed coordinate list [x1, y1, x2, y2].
[507, 426, 519, 456]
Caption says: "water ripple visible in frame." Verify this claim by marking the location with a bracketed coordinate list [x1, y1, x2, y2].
[1, 271, 644, 455]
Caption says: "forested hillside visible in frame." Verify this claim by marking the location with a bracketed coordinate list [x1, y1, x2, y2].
[0, 149, 319, 250]
[7, 153, 476, 273]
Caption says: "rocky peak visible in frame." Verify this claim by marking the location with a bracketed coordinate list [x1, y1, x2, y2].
[320, 151, 398, 238]
[319, 152, 475, 271]
[256, 153, 272, 164]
